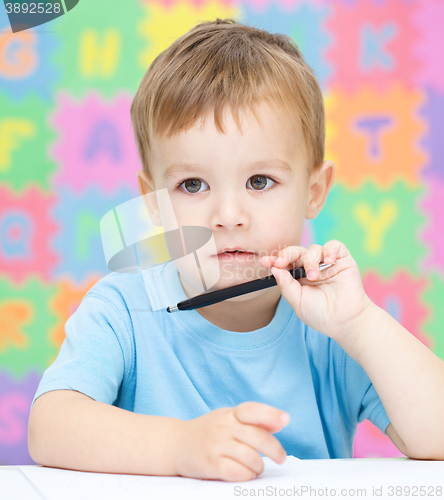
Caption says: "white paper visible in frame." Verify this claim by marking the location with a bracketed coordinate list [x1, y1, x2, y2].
[0, 467, 46, 499]
[12, 456, 444, 500]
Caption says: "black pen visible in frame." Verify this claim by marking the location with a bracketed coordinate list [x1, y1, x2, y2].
[167, 262, 336, 312]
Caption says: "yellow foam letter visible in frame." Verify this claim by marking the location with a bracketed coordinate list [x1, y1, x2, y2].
[354, 200, 398, 254]
[79, 29, 120, 78]
[0, 119, 35, 171]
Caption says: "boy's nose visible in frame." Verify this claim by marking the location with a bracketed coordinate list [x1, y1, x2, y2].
[211, 196, 250, 230]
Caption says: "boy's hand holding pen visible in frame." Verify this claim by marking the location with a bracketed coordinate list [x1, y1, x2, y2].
[167, 239, 375, 347]
[261, 239, 374, 346]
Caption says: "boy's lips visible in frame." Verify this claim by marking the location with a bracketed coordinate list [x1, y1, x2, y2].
[215, 246, 254, 254]
[213, 248, 256, 262]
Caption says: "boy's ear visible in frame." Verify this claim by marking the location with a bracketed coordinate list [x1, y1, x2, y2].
[137, 169, 162, 227]
[305, 160, 335, 220]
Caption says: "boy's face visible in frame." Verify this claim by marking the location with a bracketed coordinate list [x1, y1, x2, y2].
[138, 101, 334, 298]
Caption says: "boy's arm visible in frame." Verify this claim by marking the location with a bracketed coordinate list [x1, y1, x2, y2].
[263, 241, 444, 461]
[28, 389, 289, 481]
[338, 303, 444, 460]
[28, 389, 181, 475]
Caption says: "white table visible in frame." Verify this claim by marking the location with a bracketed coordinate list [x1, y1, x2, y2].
[1, 456, 443, 500]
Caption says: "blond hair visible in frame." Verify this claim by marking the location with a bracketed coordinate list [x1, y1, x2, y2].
[131, 18, 325, 179]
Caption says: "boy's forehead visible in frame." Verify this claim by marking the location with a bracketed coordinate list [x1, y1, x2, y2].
[151, 102, 307, 178]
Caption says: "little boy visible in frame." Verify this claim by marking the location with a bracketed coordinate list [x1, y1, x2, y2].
[28, 19, 444, 482]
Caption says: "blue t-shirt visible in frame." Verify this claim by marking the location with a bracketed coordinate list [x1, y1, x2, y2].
[32, 260, 390, 459]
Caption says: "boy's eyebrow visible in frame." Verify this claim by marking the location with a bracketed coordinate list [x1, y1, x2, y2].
[163, 158, 293, 180]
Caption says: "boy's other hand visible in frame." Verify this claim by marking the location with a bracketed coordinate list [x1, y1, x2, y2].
[172, 402, 289, 482]
[260, 240, 373, 343]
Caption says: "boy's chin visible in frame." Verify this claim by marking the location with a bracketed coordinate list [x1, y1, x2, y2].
[215, 265, 272, 282]
[178, 261, 270, 295]
[208, 270, 271, 290]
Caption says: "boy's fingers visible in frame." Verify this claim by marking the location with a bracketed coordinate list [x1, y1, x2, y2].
[218, 456, 259, 482]
[220, 441, 265, 476]
[264, 242, 347, 280]
[234, 401, 290, 432]
[260, 255, 297, 273]
[272, 246, 306, 269]
[302, 244, 324, 280]
[321, 241, 354, 274]
[260, 255, 277, 268]
[232, 424, 287, 466]
[263, 241, 350, 285]
[322, 240, 343, 263]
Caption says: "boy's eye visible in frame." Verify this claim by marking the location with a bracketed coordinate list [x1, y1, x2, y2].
[181, 178, 208, 194]
[178, 175, 275, 194]
[247, 175, 275, 191]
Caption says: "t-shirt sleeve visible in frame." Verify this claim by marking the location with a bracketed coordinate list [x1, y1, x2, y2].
[31, 292, 132, 408]
[342, 350, 391, 435]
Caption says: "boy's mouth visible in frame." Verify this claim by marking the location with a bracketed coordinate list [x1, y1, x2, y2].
[222, 250, 248, 254]
[216, 247, 254, 255]
[214, 248, 256, 261]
